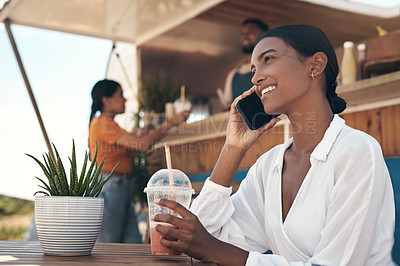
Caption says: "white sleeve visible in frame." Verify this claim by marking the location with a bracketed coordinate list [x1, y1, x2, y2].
[190, 176, 253, 251]
[190, 164, 267, 252]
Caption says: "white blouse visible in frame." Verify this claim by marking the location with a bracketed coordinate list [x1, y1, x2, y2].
[190, 115, 395, 266]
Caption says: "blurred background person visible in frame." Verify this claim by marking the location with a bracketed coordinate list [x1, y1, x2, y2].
[217, 18, 269, 111]
[89, 79, 189, 243]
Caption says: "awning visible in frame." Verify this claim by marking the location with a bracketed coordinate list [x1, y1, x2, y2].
[0, 0, 225, 45]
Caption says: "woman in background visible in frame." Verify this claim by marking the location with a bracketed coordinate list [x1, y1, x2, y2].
[89, 79, 189, 243]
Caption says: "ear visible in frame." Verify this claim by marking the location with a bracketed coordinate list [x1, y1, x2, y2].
[310, 52, 327, 78]
[101, 96, 109, 108]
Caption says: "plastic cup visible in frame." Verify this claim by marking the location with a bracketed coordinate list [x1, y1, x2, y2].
[144, 169, 194, 255]
[174, 98, 192, 114]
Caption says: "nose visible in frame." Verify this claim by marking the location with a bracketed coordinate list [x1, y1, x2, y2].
[251, 71, 265, 86]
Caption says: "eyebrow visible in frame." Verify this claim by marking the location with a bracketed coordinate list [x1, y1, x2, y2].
[257, 49, 277, 60]
[251, 48, 278, 71]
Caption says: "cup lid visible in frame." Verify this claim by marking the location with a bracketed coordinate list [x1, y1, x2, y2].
[144, 169, 193, 193]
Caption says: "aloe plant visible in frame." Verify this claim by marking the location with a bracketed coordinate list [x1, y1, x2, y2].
[27, 140, 118, 197]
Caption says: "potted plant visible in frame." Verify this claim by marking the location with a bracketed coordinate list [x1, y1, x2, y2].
[139, 73, 182, 127]
[27, 141, 118, 256]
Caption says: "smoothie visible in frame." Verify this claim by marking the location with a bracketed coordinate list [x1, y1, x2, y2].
[150, 222, 181, 255]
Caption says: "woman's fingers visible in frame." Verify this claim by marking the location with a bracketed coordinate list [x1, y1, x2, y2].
[154, 198, 193, 219]
[155, 223, 180, 240]
[152, 199, 220, 261]
[231, 86, 256, 107]
[259, 117, 281, 133]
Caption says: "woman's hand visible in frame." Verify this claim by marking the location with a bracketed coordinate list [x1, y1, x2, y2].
[227, 86, 280, 151]
[153, 199, 249, 265]
[167, 110, 190, 127]
[153, 199, 223, 263]
[136, 125, 150, 136]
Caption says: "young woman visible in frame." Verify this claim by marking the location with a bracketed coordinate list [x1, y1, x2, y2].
[89, 79, 189, 243]
[152, 25, 395, 265]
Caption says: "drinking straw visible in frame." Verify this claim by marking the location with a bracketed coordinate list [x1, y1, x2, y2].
[164, 143, 173, 175]
[180, 85, 185, 103]
[164, 143, 176, 203]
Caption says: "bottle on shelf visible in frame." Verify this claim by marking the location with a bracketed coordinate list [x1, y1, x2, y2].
[375, 23, 388, 37]
[357, 43, 366, 80]
[340, 41, 357, 85]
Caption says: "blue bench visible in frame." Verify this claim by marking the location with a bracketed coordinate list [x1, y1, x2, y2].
[386, 157, 400, 264]
[189, 157, 400, 264]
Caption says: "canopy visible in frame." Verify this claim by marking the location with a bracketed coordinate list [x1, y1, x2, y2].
[0, 0, 224, 45]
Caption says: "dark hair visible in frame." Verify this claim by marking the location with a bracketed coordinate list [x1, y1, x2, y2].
[89, 79, 121, 123]
[259, 24, 346, 114]
[242, 18, 269, 33]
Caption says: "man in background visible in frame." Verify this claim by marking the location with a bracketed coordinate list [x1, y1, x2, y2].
[217, 18, 269, 110]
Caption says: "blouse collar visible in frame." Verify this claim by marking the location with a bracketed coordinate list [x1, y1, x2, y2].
[310, 114, 345, 162]
[272, 114, 345, 170]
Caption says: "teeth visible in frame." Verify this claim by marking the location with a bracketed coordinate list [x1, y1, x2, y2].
[261, 86, 276, 95]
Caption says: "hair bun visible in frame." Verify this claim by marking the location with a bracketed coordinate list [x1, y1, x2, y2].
[329, 94, 346, 114]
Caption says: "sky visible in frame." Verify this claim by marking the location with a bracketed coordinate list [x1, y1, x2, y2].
[0, 22, 112, 200]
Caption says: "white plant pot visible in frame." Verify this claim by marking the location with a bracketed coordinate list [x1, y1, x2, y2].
[35, 196, 104, 256]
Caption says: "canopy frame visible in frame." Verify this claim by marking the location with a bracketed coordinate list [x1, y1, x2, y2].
[4, 18, 56, 164]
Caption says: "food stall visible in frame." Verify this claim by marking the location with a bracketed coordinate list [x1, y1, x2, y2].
[1, 0, 399, 260]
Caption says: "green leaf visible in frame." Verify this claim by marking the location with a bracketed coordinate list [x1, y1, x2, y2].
[92, 162, 119, 197]
[71, 140, 78, 191]
[44, 153, 60, 195]
[35, 177, 53, 195]
[42, 154, 57, 193]
[76, 151, 88, 195]
[92, 161, 118, 197]
[53, 175, 63, 196]
[85, 157, 105, 195]
[68, 187, 77, 196]
[79, 143, 98, 195]
[52, 143, 69, 195]
[69, 157, 78, 192]
[85, 157, 104, 196]
[69, 163, 74, 191]
[26, 153, 51, 179]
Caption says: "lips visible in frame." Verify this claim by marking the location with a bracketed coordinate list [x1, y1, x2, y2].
[260, 85, 277, 96]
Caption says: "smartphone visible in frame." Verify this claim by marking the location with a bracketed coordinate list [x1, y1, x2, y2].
[235, 92, 277, 130]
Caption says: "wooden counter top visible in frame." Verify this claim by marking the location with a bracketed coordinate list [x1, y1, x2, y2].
[153, 111, 230, 149]
[337, 70, 400, 107]
[0, 241, 214, 265]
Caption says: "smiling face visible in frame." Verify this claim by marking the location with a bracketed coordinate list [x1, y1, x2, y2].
[250, 37, 313, 115]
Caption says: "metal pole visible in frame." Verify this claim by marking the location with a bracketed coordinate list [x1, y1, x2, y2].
[112, 43, 140, 109]
[4, 19, 56, 164]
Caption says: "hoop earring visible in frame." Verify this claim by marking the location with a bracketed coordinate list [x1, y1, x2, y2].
[311, 72, 315, 80]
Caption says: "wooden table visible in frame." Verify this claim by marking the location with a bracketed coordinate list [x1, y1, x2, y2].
[0, 241, 215, 265]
